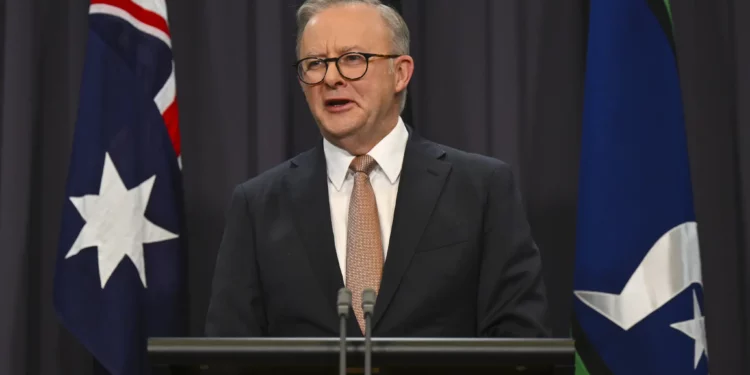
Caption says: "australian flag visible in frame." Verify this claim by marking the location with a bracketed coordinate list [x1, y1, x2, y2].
[53, 1, 185, 374]
[571, 1, 708, 374]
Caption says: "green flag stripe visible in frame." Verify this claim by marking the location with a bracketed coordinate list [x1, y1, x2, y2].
[572, 312, 614, 375]
[575, 352, 592, 375]
[646, 0, 677, 54]
[663, 0, 673, 25]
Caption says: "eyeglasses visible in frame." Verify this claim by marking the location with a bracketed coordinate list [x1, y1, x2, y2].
[294, 52, 401, 85]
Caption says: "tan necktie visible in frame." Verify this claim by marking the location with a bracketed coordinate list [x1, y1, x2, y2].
[346, 154, 384, 333]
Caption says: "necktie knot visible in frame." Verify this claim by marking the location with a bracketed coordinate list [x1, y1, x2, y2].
[350, 154, 378, 175]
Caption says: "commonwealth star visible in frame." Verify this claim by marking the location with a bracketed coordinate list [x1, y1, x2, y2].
[64, 152, 178, 288]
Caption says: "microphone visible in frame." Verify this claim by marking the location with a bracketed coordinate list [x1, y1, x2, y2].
[337, 288, 352, 375]
[362, 288, 377, 375]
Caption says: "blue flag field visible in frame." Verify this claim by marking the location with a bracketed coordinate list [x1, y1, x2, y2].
[53, 1, 185, 374]
[572, 1, 708, 374]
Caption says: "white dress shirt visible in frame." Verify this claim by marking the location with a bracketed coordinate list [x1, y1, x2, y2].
[323, 117, 409, 282]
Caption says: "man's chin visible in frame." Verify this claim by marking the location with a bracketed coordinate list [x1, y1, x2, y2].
[319, 117, 364, 140]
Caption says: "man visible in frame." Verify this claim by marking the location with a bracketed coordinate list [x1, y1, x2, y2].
[205, 0, 550, 338]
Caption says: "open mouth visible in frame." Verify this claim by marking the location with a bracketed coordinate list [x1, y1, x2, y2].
[325, 99, 353, 108]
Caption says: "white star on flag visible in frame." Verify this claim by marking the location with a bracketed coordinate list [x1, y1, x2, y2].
[64, 152, 178, 288]
[670, 289, 708, 369]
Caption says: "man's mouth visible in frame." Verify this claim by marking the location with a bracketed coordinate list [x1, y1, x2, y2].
[325, 99, 353, 107]
[324, 99, 354, 112]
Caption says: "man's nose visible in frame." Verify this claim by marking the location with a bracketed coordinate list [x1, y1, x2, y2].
[323, 60, 345, 87]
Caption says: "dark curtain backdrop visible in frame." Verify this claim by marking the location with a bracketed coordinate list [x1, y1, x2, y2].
[0, 0, 747, 374]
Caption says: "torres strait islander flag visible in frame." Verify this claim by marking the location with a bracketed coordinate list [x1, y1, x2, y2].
[53, 1, 186, 374]
[572, 1, 708, 374]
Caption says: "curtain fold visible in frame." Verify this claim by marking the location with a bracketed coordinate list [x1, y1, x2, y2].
[672, 1, 750, 374]
[1, 0, 40, 373]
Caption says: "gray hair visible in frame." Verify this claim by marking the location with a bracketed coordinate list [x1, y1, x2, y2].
[296, 0, 410, 113]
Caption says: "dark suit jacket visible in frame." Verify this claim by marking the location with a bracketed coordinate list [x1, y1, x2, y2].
[205, 129, 550, 338]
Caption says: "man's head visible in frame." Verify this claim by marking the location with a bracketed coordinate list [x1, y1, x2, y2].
[295, 0, 414, 154]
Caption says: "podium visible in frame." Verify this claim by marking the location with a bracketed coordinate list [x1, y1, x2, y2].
[148, 337, 575, 375]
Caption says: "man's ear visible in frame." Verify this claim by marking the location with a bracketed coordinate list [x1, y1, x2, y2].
[393, 55, 414, 93]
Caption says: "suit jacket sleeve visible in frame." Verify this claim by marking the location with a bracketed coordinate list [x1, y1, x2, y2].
[205, 184, 267, 337]
[477, 164, 550, 337]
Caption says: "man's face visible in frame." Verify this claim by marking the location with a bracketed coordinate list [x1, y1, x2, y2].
[297, 4, 407, 144]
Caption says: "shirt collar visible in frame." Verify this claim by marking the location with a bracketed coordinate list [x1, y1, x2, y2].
[323, 116, 409, 191]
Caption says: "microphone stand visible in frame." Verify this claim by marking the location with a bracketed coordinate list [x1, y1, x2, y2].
[337, 288, 352, 375]
[362, 289, 377, 375]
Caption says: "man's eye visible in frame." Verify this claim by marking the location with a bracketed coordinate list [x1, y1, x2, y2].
[306, 60, 323, 69]
[343, 55, 364, 63]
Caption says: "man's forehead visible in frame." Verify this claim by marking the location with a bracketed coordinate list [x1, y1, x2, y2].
[300, 5, 389, 54]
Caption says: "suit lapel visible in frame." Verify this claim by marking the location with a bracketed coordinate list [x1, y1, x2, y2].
[285, 144, 346, 329]
[373, 133, 451, 329]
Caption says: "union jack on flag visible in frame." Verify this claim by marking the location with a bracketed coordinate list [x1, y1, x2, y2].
[53, 1, 186, 374]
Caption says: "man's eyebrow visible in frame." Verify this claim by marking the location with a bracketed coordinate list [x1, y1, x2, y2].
[339, 45, 362, 53]
[304, 45, 364, 58]
[301, 48, 319, 57]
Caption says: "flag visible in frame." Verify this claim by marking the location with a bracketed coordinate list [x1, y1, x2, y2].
[53, 1, 185, 374]
[572, 1, 707, 374]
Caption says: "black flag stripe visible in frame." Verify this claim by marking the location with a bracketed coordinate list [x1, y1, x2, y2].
[572, 311, 614, 375]
[646, 0, 677, 55]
